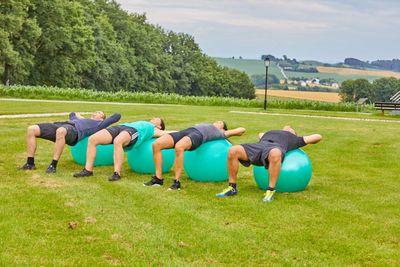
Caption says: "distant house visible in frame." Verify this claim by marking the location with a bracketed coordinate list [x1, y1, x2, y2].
[331, 82, 339, 88]
[311, 78, 320, 85]
[300, 81, 307, 87]
[306, 80, 312, 85]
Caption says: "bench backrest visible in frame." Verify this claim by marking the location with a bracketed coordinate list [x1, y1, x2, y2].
[390, 91, 400, 103]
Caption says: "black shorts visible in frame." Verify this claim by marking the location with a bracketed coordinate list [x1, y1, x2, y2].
[38, 122, 78, 146]
[169, 128, 203, 151]
[106, 125, 138, 148]
[239, 142, 284, 169]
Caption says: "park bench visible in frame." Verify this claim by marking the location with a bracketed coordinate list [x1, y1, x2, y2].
[374, 91, 400, 114]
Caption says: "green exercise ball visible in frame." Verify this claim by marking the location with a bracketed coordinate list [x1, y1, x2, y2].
[184, 139, 231, 182]
[253, 149, 312, 192]
[70, 136, 114, 166]
[127, 138, 175, 174]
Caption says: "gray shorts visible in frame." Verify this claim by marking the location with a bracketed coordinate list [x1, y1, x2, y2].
[169, 128, 203, 151]
[239, 142, 284, 169]
[38, 122, 78, 146]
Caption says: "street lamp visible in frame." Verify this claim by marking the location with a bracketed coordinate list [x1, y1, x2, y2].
[263, 57, 270, 110]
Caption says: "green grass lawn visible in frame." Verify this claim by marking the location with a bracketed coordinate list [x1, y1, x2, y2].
[1, 99, 399, 266]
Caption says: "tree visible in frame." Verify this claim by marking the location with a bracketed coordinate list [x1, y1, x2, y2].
[0, 0, 41, 85]
[372, 77, 400, 102]
[339, 79, 372, 102]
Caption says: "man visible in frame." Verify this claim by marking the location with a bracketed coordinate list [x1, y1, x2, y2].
[144, 121, 246, 190]
[216, 125, 322, 202]
[73, 118, 167, 181]
[20, 111, 121, 173]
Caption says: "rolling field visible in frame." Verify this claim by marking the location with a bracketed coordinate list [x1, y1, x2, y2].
[215, 57, 395, 82]
[0, 99, 399, 265]
[256, 89, 341, 103]
[317, 66, 400, 79]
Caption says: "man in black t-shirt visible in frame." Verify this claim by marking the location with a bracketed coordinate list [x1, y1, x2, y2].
[216, 126, 322, 202]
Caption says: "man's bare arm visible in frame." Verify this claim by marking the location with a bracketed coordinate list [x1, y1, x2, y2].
[303, 134, 322, 144]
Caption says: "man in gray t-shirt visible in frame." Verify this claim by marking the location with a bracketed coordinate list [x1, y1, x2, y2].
[216, 125, 322, 202]
[144, 121, 246, 190]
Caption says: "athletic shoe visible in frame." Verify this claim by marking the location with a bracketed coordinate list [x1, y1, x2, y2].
[168, 180, 181, 191]
[108, 172, 121, 182]
[262, 190, 276, 203]
[19, 163, 36, 170]
[143, 176, 163, 186]
[46, 165, 57, 174]
[73, 169, 93, 177]
[216, 186, 238, 197]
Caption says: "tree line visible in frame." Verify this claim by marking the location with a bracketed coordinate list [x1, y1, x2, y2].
[0, 0, 255, 99]
[339, 77, 400, 103]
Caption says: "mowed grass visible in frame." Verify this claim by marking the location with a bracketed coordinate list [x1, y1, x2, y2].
[0, 100, 399, 266]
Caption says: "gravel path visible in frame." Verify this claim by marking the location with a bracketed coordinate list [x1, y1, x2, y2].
[230, 110, 400, 124]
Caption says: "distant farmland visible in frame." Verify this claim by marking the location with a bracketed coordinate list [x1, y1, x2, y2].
[317, 66, 400, 79]
[256, 89, 341, 103]
[214, 57, 394, 82]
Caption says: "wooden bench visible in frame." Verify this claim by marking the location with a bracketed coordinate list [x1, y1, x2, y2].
[374, 102, 400, 114]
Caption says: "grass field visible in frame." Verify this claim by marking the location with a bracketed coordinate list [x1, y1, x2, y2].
[256, 89, 341, 103]
[1, 99, 399, 265]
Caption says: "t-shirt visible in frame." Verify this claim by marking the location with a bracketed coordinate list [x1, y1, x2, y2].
[69, 112, 121, 141]
[192, 123, 225, 143]
[121, 121, 155, 150]
[260, 130, 306, 153]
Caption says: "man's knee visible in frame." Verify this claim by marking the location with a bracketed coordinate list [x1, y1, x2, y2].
[228, 146, 241, 159]
[174, 144, 185, 154]
[55, 127, 67, 138]
[268, 149, 282, 163]
[27, 125, 39, 136]
[152, 140, 162, 151]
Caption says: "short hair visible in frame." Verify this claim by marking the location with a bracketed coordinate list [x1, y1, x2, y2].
[159, 118, 165, 130]
[222, 121, 228, 131]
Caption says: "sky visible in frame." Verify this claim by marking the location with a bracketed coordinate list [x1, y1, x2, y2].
[116, 0, 400, 62]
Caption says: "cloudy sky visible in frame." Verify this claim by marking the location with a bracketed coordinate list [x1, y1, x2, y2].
[116, 0, 400, 62]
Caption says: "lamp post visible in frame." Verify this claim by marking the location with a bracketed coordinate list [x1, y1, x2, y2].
[263, 57, 270, 110]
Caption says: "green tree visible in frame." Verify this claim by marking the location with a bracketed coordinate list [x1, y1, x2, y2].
[372, 77, 400, 102]
[339, 79, 372, 102]
[30, 0, 95, 87]
[0, 0, 41, 84]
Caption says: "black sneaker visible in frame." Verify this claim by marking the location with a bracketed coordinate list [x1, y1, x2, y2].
[143, 176, 163, 186]
[73, 169, 93, 177]
[19, 163, 36, 170]
[168, 180, 181, 191]
[108, 172, 121, 182]
[46, 165, 57, 174]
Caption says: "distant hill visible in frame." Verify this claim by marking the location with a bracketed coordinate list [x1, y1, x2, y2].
[214, 57, 396, 83]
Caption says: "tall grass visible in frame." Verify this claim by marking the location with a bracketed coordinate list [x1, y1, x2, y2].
[0, 85, 372, 112]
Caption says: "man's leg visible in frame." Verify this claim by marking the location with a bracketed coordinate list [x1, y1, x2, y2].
[166, 137, 192, 190]
[45, 127, 68, 173]
[85, 129, 113, 172]
[20, 125, 40, 170]
[266, 148, 282, 189]
[173, 137, 192, 181]
[144, 134, 174, 186]
[152, 134, 175, 179]
[262, 148, 282, 203]
[111, 131, 131, 180]
[27, 125, 40, 157]
[216, 145, 249, 197]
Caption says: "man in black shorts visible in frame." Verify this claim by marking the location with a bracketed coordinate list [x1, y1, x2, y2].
[73, 118, 168, 181]
[19, 111, 121, 173]
[144, 121, 246, 190]
[216, 126, 322, 202]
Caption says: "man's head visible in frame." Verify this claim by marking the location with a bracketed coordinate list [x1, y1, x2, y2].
[150, 117, 165, 130]
[91, 111, 106, 120]
[213, 120, 228, 131]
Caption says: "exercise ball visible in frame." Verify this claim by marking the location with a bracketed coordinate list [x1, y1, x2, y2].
[184, 139, 231, 182]
[70, 136, 114, 166]
[127, 138, 175, 174]
[253, 149, 312, 192]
